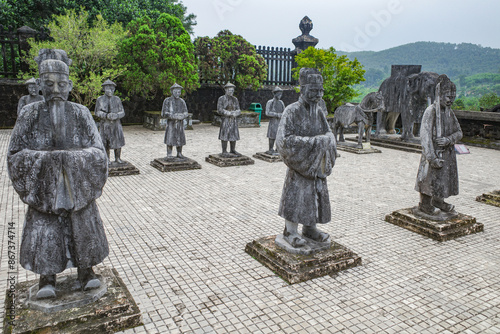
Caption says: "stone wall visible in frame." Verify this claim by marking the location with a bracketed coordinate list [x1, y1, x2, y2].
[0, 79, 27, 128]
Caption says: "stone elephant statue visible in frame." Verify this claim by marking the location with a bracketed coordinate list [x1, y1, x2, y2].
[333, 92, 385, 148]
[405, 71, 439, 139]
[376, 65, 421, 140]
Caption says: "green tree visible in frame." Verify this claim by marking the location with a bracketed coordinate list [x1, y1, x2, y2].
[294, 47, 365, 112]
[194, 30, 267, 92]
[22, 9, 127, 107]
[117, 13, 199, 99]
[0, 0, 196, 34]
[479, 92, 500, 110]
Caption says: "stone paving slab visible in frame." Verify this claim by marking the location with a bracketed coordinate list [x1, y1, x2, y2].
[1, 123, 500, 333]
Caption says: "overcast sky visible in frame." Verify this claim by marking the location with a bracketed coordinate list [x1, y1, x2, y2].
[181, 0, 500, 52]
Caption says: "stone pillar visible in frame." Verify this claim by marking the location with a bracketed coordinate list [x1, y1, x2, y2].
[291, 16, 319, 56]
[17, 26, 37, 72]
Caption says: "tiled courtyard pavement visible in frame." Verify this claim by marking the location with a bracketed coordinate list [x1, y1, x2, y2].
[1, 123, 500, 334]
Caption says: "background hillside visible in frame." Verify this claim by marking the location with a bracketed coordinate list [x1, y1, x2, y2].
[338, 42, 500, 109]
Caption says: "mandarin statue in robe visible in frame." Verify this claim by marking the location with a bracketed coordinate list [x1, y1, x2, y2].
[7, 49, 109, 299]
[415, 74, 462, 218]
[17, 77, 44, 116]
[95, 79, 126, 165]
[265, 86, 285, 155]
[162, 83, 188, 159]
[276, 68, 337, 249]
[217, 82, 241, 157]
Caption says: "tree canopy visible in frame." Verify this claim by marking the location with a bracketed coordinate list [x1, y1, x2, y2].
[0, 0, 196, 33]
[294, 47, 365, 111]
[194, 30, 267, 92]
[117, 13, 199, 99]
[22, 9, 127, 107]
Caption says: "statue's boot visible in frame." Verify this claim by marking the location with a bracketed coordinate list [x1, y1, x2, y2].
[418, 193, 441, 215]
[166, 145, 174, 159]
[283, 222, 306, 248]
[78, 267, 100, 291]
[37, 274, 56, 299]
[432, 197, 456, 213]
[221, 141, 231, 157]
[266, 139, 275, 155]
[302, 225, 330, 242]
[229, 141, 241, 156]
[176, 146, 185, 159]
[106, 148, 111, 165]
[114, 149, 123, 164]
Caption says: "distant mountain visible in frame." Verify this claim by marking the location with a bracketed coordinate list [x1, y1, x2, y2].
[338, 42, 500, 87]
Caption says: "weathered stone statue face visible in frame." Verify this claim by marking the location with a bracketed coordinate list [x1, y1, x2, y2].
[172, 88, 182, 98]
[274, 91, 283, 100]
[225, 87, 234, 97]
[104, 85, 115, 97]
[39, 72, 72, 102]
[302, 83, 324, 105]
[440, 89, 456, 109]
[27, 84, 38, 96]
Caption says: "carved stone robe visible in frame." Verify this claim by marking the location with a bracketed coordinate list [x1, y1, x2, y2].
[95, 95, 125, 149]
[415, 104, 462, 198]
[217, 95, 240, 141]
[276, 98, 337, 226]
[265, 98, 285, 139]
[162, 96, 188, 146]
[8, 101, 109, 275]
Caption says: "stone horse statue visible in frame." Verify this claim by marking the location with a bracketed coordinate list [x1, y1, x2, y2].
[333, 92, 385, 148]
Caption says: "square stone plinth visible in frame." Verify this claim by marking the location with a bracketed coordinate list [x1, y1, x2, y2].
[245, 235, 362, 284]
[150, 157, 202, 172]
[336, 141, 381, 154]
[205, 154, 255, 167]
[476, 190, 500, 207]
[385, 208, 484, 242]
[108, 161, 140, 177]
[4, 267, 142, 334]
[253, 152, 283, 163]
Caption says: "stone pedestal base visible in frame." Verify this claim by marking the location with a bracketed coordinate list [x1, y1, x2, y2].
[476, 190, 500, 207]
[108, 161, 140, 177]
[253, 152, 283, 163]
[337, 141, 381, 154]
[245, 235, 362, 284]
[353, 136, 422, 154]
[205, 154, 255, 167]
[150, 157, 201, 172]
[385, 208, 484, 241]
[4, 267, 142, 334]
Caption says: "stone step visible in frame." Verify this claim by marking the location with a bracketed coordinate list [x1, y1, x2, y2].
[346, 138, 422, 154]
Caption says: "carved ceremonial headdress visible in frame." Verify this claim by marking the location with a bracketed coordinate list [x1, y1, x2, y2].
[224, 82, 236, 89]
[435, 74, 456, 95]
[170, 83, 183, 91]
[102, 79, 116, 87]
[272, 86, 283, 93]
[35, 49, 72, 75]
[24, 77, 37, 85]
[299, 68, 323, 86]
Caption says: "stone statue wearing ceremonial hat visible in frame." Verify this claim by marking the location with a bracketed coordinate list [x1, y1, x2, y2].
[265, 86, 285, 155]
[95, 79, 126, 165]
[161, 82, 189, 159]
[7, 49, 109, 299]
[217, 82, 242, 157]
[17, 77, 44, 116]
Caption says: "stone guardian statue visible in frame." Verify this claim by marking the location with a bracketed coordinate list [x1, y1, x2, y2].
[7, 49, 109, 299]
[276, 68, 337, 249]
[415, 74, 462, 217]
[265, 86, 285, 155]
[161, 83, 188, 159]
[95, 79, 126, 164]
[217, 82, 241, 157]
[17, 77, 44, 116]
